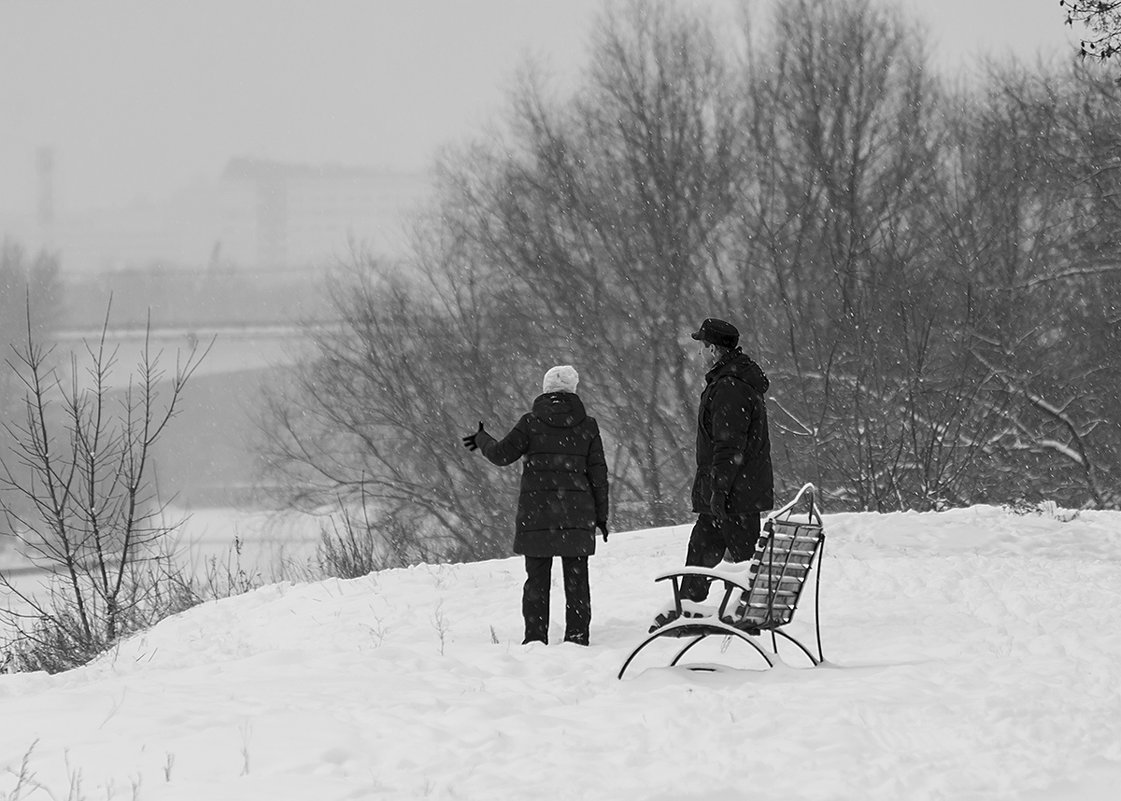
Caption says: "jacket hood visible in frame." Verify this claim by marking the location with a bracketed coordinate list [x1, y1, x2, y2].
[707, 351, 770, 395]
[531, 392, 588, 428]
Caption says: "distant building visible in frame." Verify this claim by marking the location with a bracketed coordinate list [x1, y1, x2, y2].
[217, 158, 429, 269]
[0, 156, 433, 508]
[0, 156, 431, 273]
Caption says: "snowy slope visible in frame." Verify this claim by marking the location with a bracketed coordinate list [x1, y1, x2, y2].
[3, 505, 1121, 800]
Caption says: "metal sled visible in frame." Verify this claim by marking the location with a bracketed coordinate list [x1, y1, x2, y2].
[618, 483, 826, 678]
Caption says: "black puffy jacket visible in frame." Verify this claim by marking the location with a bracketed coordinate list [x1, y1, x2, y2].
[476, 392, 609, 557]
[691, 350, 774, 515]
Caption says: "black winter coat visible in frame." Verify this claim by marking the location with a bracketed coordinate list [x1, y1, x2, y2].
[476, 392, 609, 557]
[691, 350, 774, 515]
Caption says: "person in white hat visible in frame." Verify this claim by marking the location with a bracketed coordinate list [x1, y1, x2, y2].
[463, 365, 610, 646]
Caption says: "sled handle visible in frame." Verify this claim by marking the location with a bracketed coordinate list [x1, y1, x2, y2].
[766, 482, 821, 526]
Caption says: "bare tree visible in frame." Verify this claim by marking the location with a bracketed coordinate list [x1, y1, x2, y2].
[257, 260, 525, 565]
[940, 64, 1121, 507]
[1, 241, 61, 555]
[729, 0, 1121, 511]
[0, 301, 209, 671]
[437, 0, 748, 525]
[737, 0, 984, 510]
[1, 241, 59, 414]
[1062, 0, 1121, 62]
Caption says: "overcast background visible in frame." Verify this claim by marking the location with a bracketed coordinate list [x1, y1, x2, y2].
[0, 0, 1080, 220]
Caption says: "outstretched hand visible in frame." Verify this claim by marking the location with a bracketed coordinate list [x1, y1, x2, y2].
[462, 421, 485, 451]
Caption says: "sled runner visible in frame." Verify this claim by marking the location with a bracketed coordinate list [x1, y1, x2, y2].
[618, 483, 826, 678]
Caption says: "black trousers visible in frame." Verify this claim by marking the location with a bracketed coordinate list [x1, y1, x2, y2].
[522, 555, 591, 645]
[680, 512, 762, 602]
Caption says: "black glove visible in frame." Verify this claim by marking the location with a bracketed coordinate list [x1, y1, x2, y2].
[596, 521, 609, 542]
[709, 490, 729, 519]
[462, 421, 484, 451]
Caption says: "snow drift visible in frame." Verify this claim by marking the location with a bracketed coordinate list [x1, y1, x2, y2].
[2, 505, 1121, 800]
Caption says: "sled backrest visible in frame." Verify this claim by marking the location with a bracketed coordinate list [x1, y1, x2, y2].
[738, 485, 824, 629]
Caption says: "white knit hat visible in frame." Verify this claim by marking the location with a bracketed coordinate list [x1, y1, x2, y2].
[542, 365, 579, 394]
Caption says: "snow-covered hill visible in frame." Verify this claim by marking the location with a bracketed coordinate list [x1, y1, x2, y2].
[3, 505, 1121, 800]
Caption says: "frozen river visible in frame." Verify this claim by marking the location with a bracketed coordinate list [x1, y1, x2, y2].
[1, 506, 324, 638]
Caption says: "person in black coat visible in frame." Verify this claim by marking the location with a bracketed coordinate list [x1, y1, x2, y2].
[463, 365, 610, 646]
[656, 318, 774, 623]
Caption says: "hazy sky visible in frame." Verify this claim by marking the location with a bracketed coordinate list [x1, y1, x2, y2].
[0, 0, 1080, 216]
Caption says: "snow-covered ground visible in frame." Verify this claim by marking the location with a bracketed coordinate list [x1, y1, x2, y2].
[167, 505, 324, 579]
[3, 504, 1121, 800]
